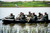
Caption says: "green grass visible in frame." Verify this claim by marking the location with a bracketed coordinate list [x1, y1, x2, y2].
[0, 1, 50, 7]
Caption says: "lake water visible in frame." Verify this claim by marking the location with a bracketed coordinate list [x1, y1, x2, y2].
[0, 7, 50, 33]
[0, 7, 50, 19]
[0, 20, 50, 33]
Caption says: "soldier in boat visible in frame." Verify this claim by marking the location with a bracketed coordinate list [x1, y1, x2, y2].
[29, 12, 37, 24]
[43, 12, 48, 21]
[27, 11, 32, 17]
[18, 12, 26, 20]
[5, 13, 15, 19]
[16, 12, 27, 22]
[37, 13, 43, 21]
[26, 11, 32, 22]
[32, 13, 37, 21]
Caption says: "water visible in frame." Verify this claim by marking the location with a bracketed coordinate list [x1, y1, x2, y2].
[0, 7, 50, 19]
[0, 20, 50, 33]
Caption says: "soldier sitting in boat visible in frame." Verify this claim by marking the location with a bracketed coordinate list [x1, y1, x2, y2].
[37, 13, 44, 21]
[43, 12, 48, 21]
[20, 12, 26, 20]
[29, 13, 37, 22]
[16, 12, 26, 21]
[32, 13, 37, 21]
[26, 11, 32, 22]
[5, 13, 15, 19]
[27, 11, 32, 17]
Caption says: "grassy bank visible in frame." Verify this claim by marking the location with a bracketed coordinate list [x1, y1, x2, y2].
[0, 1, 50, 7]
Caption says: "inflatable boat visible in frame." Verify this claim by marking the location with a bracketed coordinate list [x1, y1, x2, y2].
[2, 19, 50, 24]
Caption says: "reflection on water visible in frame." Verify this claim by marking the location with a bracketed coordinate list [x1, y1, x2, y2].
[0, 20, 50, 33]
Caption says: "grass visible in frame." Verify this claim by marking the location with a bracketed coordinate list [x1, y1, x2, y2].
[0, 1, 50, 7]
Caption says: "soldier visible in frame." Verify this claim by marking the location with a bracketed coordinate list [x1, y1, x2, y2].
[32, 13, 37, 21]
[9, 13, 15, 19]
[43, 12, 48, 21]
[19, 12, 26, 20]
[27, 11, 32, 22]
[5, 13, 15, 19]
[27, 11, 32, 17]
[29, 13, 37, 22]
[38, 13, 43, 21]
